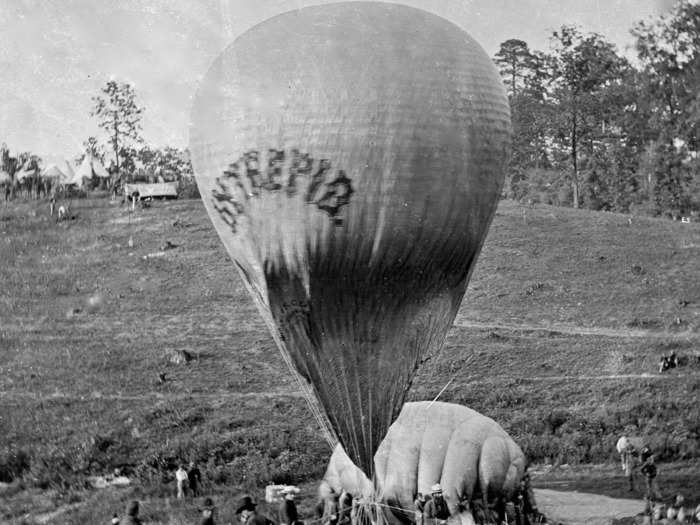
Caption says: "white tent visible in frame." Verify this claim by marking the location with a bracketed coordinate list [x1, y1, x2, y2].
[42, 161, 76, 184]
[75, 155, 110, 180]
[74, 156, 93, 181]
[92, 157, 109, 178]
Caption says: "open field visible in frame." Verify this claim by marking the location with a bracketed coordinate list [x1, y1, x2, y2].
[1, 196, 699, 524]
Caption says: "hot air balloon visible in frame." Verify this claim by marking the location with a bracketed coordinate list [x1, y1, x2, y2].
[324, 401, 525, 524]
[189, 0, 510, 484]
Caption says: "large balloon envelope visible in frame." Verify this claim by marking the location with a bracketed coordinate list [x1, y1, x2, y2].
[324, 401, 525, 523]
[189, 2, 510, 477]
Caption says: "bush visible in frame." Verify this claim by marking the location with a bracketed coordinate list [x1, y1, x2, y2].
[0, 447, 30, 482]
[178, 179, 200, 199]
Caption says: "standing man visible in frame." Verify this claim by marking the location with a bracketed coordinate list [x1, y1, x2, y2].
[641, 454, 661, 501]
[175, 464, 189, 499]
[622, 446, 638, 492]
[278, 487, 299, 525]
[188, 461, 203, 497]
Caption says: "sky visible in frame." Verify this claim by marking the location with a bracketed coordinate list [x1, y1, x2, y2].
[0, 0, 678, 162]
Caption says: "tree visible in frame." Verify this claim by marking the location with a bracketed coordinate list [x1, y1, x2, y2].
[494, 39, 536, 98]
[548, 26, 629, 208]
[495, 41, 554, 198]
[135, 145, 193, 181]
[632, 0, 700, 216]
[76, 136, 106, 165]
[91, 81, 144, 179]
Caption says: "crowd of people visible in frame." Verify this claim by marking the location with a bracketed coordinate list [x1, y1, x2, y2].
[106, 465, 545, 525]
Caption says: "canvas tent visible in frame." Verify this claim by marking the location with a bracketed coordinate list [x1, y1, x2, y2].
[42, 161, 76, 185]
[75, 154, 110, 180]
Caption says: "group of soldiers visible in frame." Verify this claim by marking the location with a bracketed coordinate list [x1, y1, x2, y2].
[619, 442, 661, 498]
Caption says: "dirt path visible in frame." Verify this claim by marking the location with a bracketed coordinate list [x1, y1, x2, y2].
[534, 488, 643, 525]
[0, 389, 303, 402]
[454, 320, 697, 339]
[461, 372, 700, 382]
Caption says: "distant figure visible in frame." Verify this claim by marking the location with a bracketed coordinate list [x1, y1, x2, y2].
[641, 455, 661, 501]
[423, 484, 450, 524]
[111, 513, 120, 524]
[622, 445, 638, 491]
[200, 497, 216, 525]
[131, 190, 140, 211]
[278, 487, 299, 525]
[188, 461, 202, 497]
[122, 501, 142, 525]
[57, 205, 66, 221]
[519, 472, 541, 524]
[175, 464, 189, 499]
[49, 196, 56, 216]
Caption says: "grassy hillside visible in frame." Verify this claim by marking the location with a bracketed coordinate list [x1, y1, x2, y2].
[1, 197, 698, 523]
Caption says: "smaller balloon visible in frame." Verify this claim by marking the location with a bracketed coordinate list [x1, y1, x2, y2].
[324, 401, 525, 523]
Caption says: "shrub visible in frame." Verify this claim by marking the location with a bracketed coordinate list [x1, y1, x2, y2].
[0, 447, 30, 482]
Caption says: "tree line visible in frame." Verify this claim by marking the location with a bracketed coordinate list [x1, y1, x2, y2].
[494, 0, 699, 219]
[3, 2, 698, 216]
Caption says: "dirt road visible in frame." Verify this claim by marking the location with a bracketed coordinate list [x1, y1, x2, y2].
[535, 488, 643, 525]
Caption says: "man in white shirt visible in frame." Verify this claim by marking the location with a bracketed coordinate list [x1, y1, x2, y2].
[175, 464, 189, 499]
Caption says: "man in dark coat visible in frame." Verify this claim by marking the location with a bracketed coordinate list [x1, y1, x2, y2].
[641, 454, 661, 501]
[188, 461, 203, 497]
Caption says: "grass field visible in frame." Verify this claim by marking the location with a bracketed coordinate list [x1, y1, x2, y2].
[1, 195, 699, 524]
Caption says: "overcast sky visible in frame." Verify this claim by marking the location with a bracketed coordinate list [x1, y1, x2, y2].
[0, 0, 677, 161]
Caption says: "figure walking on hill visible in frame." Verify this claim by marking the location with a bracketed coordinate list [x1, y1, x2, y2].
[175, 464, 189, 499]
